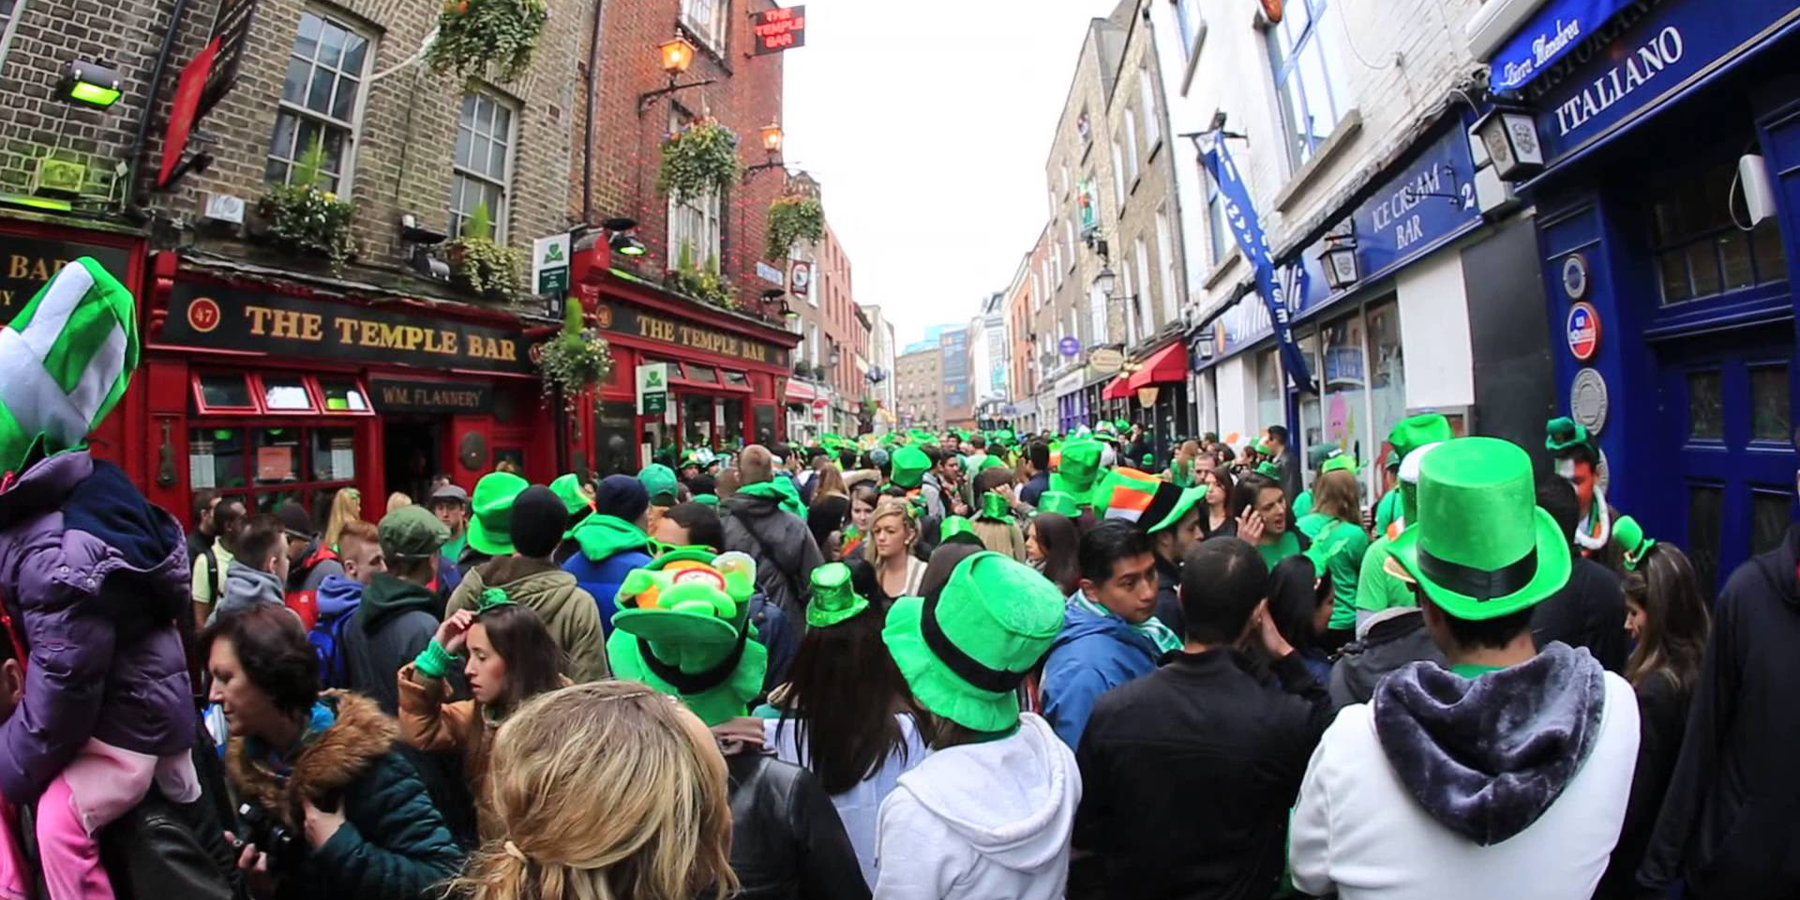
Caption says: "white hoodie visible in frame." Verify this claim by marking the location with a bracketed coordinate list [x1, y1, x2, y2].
[873, 713, 1080, 900]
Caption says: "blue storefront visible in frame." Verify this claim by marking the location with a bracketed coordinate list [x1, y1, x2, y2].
[1498, 0, 1800, 591]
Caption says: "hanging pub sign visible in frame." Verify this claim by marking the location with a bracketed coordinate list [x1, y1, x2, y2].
[752, 5, 806, 55]
[0, 239, 131, 314]
[160, 283, 533, 374]
[592, 301, 791, 368]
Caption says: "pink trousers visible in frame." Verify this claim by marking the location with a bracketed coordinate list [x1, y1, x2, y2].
[0, 740, 199, 900]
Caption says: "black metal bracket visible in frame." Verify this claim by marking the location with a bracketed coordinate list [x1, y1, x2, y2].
[1401, 165, 1464, 207]
[637, 77, 719, 116]
[742, 158, 785, 183]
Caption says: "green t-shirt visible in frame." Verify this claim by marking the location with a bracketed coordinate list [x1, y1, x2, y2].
[1355, 534, 1416, 616]
[1259, 530, 1304, 570]
[1291, 489, 1314, 520]
[1451, 663, 1502, 679]
[1306, 518, 1370, 632]
[442, 532, 468, 564]
[1372, 488, 1403, 538]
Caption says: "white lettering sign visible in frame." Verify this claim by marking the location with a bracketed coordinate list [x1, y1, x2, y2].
[1554, 26, 1685, 137]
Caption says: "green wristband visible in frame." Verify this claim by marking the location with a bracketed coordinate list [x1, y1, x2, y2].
[413, 640, 459, 680]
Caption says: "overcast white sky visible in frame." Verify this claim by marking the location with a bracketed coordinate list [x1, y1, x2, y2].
[781, 0, 1122, 348]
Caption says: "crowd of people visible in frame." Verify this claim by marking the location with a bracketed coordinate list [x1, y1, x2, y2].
[1, 259, 1794, 900]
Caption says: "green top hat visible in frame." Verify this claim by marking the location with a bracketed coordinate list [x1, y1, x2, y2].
[1387, 437, 1572, 621]
[1388, 414, 1454, 464]
[1035, 491, 1080, 518]
[1545, 417, 1593, 456]
[891, 446, 930, 489]
[882, 552, 1066, 732]
[1050, 439, 1103, 505]
[466, 471, 529, 556]
[1319, 454, 1359, 476]
[806, 562, 868, 628]
[940, 516, 983, 546]
[976, 491, 1014, 524]
[638, 463, 679, 505]
[1613, 515, 1656, 571]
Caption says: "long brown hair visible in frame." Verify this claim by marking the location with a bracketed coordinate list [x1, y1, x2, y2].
[1028, 514, 1082, 596]
[774, 604, 918, 794]
[1622, 543, 1711, 693]
[814, 464, 848, 499]
[1310, 469, 1361, 523]
[475, 603, 568, 717]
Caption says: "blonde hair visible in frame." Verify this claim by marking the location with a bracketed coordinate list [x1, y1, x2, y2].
[449, 681, 737, 900]
[323, 488, 362, 550]
[386, 492, 413, 514]
[972, 519, 1027, 562]
[862, 496, 918, 564]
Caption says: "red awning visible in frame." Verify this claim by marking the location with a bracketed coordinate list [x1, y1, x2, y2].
[1102, 375, 1132, 400]
[1127, 343, 1189, 390]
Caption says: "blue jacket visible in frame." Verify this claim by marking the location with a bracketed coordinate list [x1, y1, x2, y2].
[562, 514, 653, 633]
[1040, 599, 1162, 750]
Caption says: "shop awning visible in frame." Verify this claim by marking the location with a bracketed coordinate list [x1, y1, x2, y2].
[1102, 375, 1132, 401]
[784, 379, 816, 402]
[1488, 0, 1633, 93]
[1127, 343, 1188, 390]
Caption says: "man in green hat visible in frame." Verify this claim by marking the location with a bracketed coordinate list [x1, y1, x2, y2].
[1050, 439, 1104, 510]
[1546, 416, 1621, 568]
[563, 474, 654, 632]
[462, 470, 528, 569]
[1372, 414, 1454, 537]
[346, 504, 452, 713]
[1290, 437, 1639, 898]
[638, 462, 679, 532]
[876, 551, 1078, 899]
[1353, 441, 1444, 627]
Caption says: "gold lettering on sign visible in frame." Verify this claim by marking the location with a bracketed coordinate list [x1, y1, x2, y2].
[631, 311, 778, 364]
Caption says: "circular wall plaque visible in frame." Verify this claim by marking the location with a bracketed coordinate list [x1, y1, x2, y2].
[1565, 301, 1601, 361]
[459, 431, 489, 471]
[1570, 368, 1609, 434]
[1562, 253, 1590, 300]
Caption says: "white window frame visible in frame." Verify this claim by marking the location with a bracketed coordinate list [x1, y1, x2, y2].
[1267, 0, 1352, 170]
[1139, 68, 1160, 151]
[1172, 0, 1205, 60]
[667, 110, 723, 274]
[1134, 236, 1154, 335]
[1051, 237, 1063, 287]
[681, 0, 729, 53]
[1110, 138, 1126, 212]
[449, 88, 518, 240]
[1119, 261, 1135, 345]
[1064, 220, 1076, 273]
[1206, 170, 1229, 264]
[1156, 206, 1180, 324]
[267, 8, 376, 193]
[1123, 107, 1141, 185]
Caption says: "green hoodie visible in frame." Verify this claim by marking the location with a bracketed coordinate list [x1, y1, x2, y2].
[735, 478, 806, 519]
[360, 572, 440, 630]
[572, 514, 651, 562]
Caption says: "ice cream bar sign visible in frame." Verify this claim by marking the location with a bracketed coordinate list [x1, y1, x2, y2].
[753, 6, 805, 55]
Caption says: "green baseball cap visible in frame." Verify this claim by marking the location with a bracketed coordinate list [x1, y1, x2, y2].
[1386, 437, 1572, 621]
[466, 471, 529, 556]
[378, 505, 450, 560]
[638, 464, 678, 506]
[882, 552, 1066, 732]
[806, 562, 869, 628]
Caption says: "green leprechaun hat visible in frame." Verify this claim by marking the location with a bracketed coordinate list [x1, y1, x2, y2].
[940, 516, 983, 547]
[0, 258, 139, 476]
[606, 548, 768, 726]
[1035, 490, 1081, 518]
[1050, 439, 1103, 506]
[466, 471, 529, 556]
[806, 562, 869, 628]
[891, 446, 930, 490]
[883, 551, 1066, 732]
[1613, 515, 1655, 571]
[976, 491, 1014, 524]
[1388, 414, 1454, 465]
[1386, 437, 1572, 621]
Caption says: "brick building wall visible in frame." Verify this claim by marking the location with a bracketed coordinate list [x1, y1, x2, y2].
[817, 219, 858, 402]
[895, 345, 940, 429]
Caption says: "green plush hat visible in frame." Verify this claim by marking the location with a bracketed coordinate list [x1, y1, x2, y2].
[891, 446, 930, 490]
[1319, 454, 1359, 476]
[1388, 414, 1454, 464]
[976, 491, 1014, 524]
[806, 562, 868, 628]
[0, 258, 139, 476]
[1050, 439, 1103, 506]
[1035, 491, 1080, 518]
[1613, 516, 1655, 571]
[1545, 417, 1593, 456]
[466, 471, 529, 556]
[638, 464, 679, 506]
[550, 472, 594, 535]
[882, 551, 1065, 732]
[1386, 437, 1572, 621]
[606, 549, 768, 725]
[940, 515, 983, 546]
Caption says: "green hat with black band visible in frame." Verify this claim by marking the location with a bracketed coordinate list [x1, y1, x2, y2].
[466, 471, 529, 556]
[882, 551, 1066, 732]
[607, 549, 767, 725]
[1386, 437, 1572, 621]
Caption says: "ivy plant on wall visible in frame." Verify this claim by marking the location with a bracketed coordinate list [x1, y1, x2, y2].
[657, 118, 741, 204]
[426, 0, 548, 83]
[765, 194, 823, 260]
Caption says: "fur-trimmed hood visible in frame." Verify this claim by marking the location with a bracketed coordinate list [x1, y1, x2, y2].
[226, 691, 399, 828]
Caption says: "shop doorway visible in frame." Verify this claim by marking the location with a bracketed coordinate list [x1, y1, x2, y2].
[384, 417, 443, 505]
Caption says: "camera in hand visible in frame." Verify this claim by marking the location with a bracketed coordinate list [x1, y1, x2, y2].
[234, 802, 304, 872]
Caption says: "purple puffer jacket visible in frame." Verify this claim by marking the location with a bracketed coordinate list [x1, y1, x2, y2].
[0, 450, 195, 806]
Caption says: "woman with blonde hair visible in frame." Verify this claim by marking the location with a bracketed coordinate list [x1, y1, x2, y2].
[449, 681, 738, 900]
[864, 495, 927, 601]
[386, 491, 413, 514]
[322, 486, 363, 552]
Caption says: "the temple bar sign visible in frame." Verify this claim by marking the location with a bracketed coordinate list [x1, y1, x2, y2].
[596, 301, 790, 368]
[753, 5, 805, 55]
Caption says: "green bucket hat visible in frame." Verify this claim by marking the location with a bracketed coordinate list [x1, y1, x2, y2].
[1613, 516, 1655, 571]
[466, 471, 529, 556]
[882, 551, 1066, 732]
[638, 464, 679, 506]
[891, 446, 930, 490]
[1148, 485, 1206, 534]
[1386, 437, 1572, 621]
[1035, 491, 1080, 518]
[0, 258, 139, 476]
[1050, 439, 1103, 506]
[806, 562, 869, 628]
[1388, 414, 1454, 464]
[940, 516, 983, 547]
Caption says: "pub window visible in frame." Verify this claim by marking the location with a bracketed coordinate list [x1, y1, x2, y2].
[191, 372, 373, 416]
[189, 425, 358, 517]
[1649, 154, 1789, 306]
[319, 379, 368, 411]
[195, 372, 257, 413]
[259, 376, 316, 412]
[667, 112, 723, 271]
[450, 89, 517, 239]
[688, 364, 718, 384]
[266, 9, 376, 192]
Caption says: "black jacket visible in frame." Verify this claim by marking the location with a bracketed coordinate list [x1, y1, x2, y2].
[1073, 649, 1332, 900]
[1151, 554, 1184, 639]
[1327, 609, 1446, 712]
[722, 492, 824, 618]
[725, 751, 869, 900]
[1637, 523, 1800, 898]
[1596, 672, 1689, 900]
[1530, 555, 1628, 673]
[343, 573, 441, 716]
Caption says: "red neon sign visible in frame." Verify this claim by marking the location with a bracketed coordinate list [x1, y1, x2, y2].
[752, 5, 805, 56]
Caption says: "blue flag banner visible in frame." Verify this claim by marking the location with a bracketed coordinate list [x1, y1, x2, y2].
[1199, 137, 1315, 393]
[1488, 0, 1634, 94]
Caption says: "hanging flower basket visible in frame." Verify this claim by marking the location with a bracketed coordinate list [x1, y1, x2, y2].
[657, 118, 741, 204]
[256, 136, 356, 273]
[426, 0, 547, 83]
[664, 241, 740, 311]
[536, 305, 615, 413]
[765, 194, 823, 260]
[443, 201, 524, 301]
